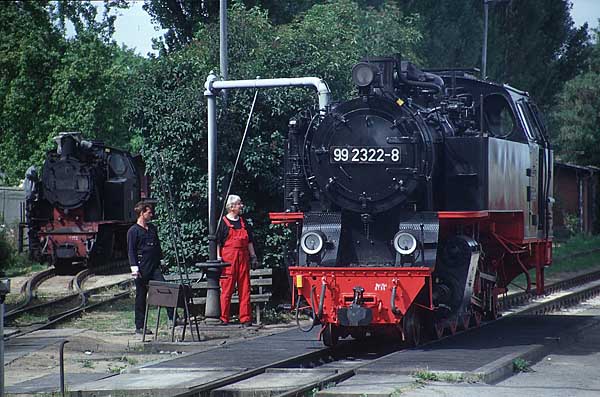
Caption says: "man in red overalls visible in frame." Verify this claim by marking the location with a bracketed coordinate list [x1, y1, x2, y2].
[217, 195, 258, 326]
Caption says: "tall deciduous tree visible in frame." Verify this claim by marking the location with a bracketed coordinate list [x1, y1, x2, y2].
[131, 0, 423, 265]
[552, 30, 600, 166]
[0, 1, 63, 183]
[0, 1, 144, 184]
[395, 0, 591, 110]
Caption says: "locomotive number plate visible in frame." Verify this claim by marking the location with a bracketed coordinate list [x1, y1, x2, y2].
[330, 146, 401, 164]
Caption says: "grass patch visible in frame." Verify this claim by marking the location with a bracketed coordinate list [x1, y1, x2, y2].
[553, 234, 600, 258]
[261, 307, 295, 325]
[413, 370, 478, 384]
[107, 364, 127, 374]
[510, 234, 600, 289]
[4, 256, 45, 277]
[513, 358, 533, 373]
[413, 370, 439, 382]
[82, 360, 94, 369]
[58, 294, 183, 335]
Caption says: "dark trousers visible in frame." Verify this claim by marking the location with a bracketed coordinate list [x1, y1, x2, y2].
[134, 268, 174, 329]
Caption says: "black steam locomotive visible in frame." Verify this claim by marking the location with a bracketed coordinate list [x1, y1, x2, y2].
[278, 56, 553, 345]
[26, 132, 145, 274]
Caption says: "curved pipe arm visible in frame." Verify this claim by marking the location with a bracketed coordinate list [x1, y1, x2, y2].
[205, 73, 331, 110]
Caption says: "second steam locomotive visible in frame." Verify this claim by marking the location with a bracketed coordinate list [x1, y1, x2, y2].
[26, 132, 145, 274]
[272, 56, 553, 346]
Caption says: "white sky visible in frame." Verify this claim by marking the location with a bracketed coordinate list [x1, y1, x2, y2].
[104, 0, 600, 57]
[571, 0, 600, 31]
[109, 0, 166, 56]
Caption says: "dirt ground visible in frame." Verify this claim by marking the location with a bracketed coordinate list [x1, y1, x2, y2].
[4, 323, 296, 387]
[4, 271, 297, 389]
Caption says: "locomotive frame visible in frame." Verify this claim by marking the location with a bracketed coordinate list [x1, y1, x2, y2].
[271, 56, 553, 346]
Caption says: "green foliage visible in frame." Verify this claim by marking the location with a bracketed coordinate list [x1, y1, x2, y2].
[413, 370, 439, 382]
[552, 50, 600, 165]
[0, 225, 11, 274]
[131, 0, 422, 267]
[143, 0, 325, 52]
[0, 1, 145, 184]
[397, 0, 592, 110]
[0, 1, 63, 184]
[513, 358, 533, 373]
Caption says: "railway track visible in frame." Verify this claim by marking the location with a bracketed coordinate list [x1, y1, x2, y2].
[4, 268, 133, 340]
[161, 267, 600, 397]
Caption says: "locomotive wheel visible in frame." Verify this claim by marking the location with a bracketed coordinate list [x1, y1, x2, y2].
[473, 311, 482, 327]
[322, 324, 339, 347]
[448, 318, 458, 335]
[402, 308, 421, 346]
[434, 321, 445, 339]
[462, 313, 471, 330]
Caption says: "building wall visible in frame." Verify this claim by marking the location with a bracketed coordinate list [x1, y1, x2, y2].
[553, 163, 598, 238]
[0, 186, 24, 244]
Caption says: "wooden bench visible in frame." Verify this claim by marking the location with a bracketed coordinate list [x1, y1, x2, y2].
[164, 268, 273, 324]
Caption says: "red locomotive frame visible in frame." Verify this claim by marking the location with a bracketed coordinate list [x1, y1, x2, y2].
[272, 210, 551, 345]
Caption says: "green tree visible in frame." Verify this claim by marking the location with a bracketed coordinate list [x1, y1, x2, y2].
[0, 1, 145, 184]
[0, 1, 63, 184]
[395, 0, 591, 110]
[49, 33, 145, 150]
[132, 0, 422, 266]
[552, 30, 600, 165]
[487, 0, 591, 109]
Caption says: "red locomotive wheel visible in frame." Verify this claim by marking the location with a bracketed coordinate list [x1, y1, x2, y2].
[448, 318, 458, 335]
[462, 313, 471, 330]
[474, 311, 482, 327]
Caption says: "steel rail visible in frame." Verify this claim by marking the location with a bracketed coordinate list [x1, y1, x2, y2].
[171, 346, 335, 397]
[173, 266, 600, 397]
[6, 268, 56, 316]
[278, 278, 600, 397]
[4, 278, 132, 324]
[5, 259, 129, 320]
[500, 269, 600, 311]
[4, 284, 132, 341]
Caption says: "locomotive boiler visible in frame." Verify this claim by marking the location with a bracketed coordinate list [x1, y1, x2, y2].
[26, 132, 145, 274]
[271, 56, 553, 346]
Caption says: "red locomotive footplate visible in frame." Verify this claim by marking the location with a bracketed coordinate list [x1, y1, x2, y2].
[269, 212, 304, 224]
[289, 267, 433, 325]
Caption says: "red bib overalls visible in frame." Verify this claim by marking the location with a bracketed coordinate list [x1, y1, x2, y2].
[219, 216, 252, 324]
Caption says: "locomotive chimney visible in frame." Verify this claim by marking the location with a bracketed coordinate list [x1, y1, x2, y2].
[54, 132, 82, 159]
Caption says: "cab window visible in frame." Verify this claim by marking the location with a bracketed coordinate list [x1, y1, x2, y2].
[483, 94, 515, 138]
[516, 100, 543, 143]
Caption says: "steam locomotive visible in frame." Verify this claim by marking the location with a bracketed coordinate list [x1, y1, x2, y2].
[26, 132, 145, 274]
[271, 56, 553, 346]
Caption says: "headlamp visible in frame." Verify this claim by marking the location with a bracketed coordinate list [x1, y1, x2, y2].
[393, 232, 418, 255]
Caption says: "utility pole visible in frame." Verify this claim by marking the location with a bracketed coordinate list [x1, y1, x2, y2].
[482, 0, 510, 80]
[220, 0, 228, 102]
[482, 0, 489, 79]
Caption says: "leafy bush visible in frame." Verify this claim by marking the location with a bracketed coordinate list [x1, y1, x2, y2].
[0, 225, 12, 275]
[130, 0, 422, 269]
